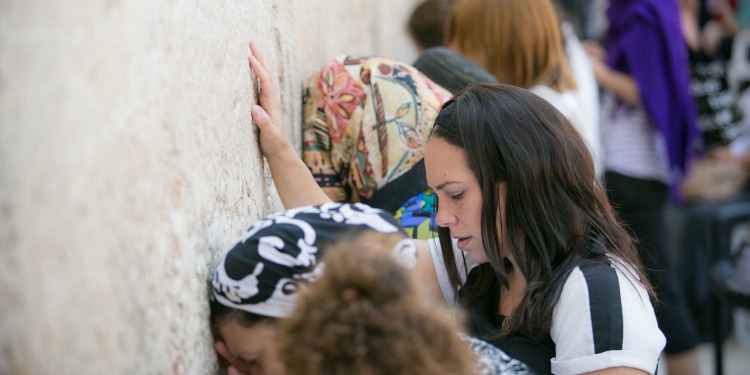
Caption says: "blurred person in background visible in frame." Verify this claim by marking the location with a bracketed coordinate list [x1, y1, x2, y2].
[446, 0, 602, 176]
[584, 0, 703, 373]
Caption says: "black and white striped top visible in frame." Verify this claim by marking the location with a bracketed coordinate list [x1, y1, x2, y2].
[549, 259, 665, 373]
[430, 239, 666, 374]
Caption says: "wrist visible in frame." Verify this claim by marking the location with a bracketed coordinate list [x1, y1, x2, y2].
[266, 144, 305, 177]
[264, 138, 296, 161]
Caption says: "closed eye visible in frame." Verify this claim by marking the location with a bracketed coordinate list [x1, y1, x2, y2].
[450, 192, 464, 200]
[245, 358, 262, 368]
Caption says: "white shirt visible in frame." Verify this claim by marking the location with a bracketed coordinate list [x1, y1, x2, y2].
[562, 21, 603, 177]
[531, 85, 602, 177]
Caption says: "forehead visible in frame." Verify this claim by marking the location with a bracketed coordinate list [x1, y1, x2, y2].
[424, 137, 471, 186]
[218, 319, 276, 360]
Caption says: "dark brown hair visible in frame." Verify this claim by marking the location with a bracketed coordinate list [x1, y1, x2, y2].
[408, 0, 452, 50]
[431, 83, 651, 339]
[209, 298, 275, 328]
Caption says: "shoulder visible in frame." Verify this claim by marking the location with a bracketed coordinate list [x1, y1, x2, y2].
[557, 256, 648, 302]
[549, 258, 665, 374]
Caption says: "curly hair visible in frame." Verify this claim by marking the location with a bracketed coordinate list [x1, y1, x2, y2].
[269, 231, 477, 375]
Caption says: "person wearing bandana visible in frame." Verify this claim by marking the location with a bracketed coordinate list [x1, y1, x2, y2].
[210, 202, 532, 375]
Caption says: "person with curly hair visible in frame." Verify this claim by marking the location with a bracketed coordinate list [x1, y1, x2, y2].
[210, 202, 531, 375]
[268, 230, 530, 375]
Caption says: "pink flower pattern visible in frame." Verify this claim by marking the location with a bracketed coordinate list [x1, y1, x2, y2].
[303, 56, 452, 207]
[316, 61, 366, 144]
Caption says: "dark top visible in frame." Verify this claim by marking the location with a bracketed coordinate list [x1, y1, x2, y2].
[462, 267, 552, 375]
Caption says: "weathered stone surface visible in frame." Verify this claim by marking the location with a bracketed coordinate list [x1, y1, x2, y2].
[0, 0, 419, 373]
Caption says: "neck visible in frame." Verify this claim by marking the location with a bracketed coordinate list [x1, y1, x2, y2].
[498, 259, 526, 316]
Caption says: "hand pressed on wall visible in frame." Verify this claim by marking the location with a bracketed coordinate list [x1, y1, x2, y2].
[245, 41, 333, 209]
[247, 41, 291, 160]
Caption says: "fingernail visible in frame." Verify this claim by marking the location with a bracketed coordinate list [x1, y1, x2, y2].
[251, 105, 261, 116]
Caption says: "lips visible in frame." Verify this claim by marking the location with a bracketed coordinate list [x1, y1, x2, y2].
[454, 236, 472, 251]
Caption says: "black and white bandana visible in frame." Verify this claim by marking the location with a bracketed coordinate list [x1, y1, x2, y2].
[211, 203, 417, 318]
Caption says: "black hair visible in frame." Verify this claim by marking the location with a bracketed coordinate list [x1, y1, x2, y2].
[209, 297, 275, 328]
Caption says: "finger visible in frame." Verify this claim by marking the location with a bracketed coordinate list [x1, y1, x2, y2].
[251, 105, 275, 131]
[250, 41, 271, 74]
[247, 53, 269, 78]
[248, 45, 271, 83]
[247, 43, 283, 133]
[247, 43, 276, 99]
[248, 55, 281, 117]
[247, 55, 282, 121]
[227, 366, 245, 375]
[248, 54, 276, 99]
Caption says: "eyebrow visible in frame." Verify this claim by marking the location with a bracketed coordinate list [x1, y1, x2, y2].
[433, 181, 460, 191]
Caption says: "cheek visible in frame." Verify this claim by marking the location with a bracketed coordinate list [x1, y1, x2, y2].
[469, 195, 484, 225]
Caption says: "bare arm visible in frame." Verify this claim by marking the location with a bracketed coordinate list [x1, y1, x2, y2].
[592, 65, 641, 106]
[414, 238, 442, 301]
[247, 42, 332, 208]
[583, 41, 641, 106]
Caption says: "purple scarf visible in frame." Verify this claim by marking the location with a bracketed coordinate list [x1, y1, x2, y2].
[605, 0, 701, 201]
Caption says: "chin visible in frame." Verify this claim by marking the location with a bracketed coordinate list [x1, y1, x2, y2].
[467, 251, 489, 264]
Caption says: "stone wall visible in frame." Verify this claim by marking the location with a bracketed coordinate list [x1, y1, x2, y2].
[0, 0, 419, 373]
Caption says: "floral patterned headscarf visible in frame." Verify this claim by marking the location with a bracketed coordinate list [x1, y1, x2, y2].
[302, 56, 451, 213]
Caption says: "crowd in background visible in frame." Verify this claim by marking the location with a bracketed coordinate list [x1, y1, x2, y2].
[209, 0, 750, 374]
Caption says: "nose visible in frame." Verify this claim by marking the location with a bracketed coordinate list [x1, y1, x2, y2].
[435, 199, 457, 228]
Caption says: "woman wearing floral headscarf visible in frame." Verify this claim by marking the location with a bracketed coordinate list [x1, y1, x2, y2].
[301, 56, 452, 239]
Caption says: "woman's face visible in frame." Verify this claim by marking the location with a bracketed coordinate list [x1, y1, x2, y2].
[425, 136, 491, 264]
[217, 318, 276, 375]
